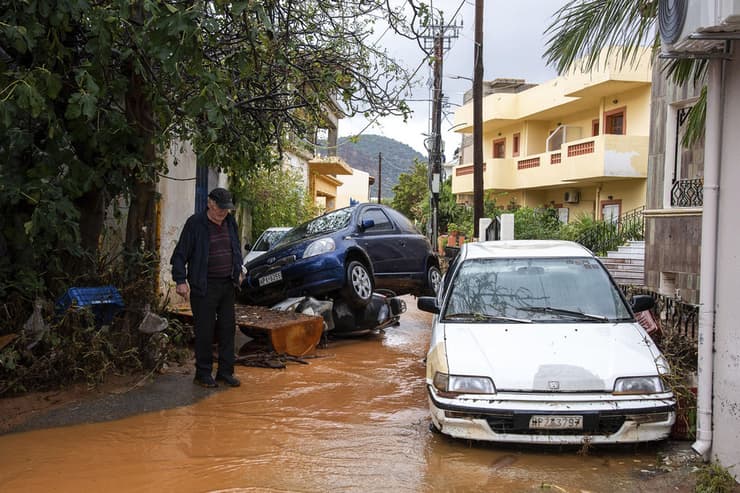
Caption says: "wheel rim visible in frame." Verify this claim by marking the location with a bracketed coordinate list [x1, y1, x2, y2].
[430, 269, 442, 293]
[350, 265, 372, 299]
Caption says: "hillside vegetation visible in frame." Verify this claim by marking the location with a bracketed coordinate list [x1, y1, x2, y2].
[336, 135, 427, 200]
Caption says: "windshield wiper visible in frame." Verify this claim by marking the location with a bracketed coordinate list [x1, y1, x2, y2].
[517, 306, 609, 321]
[444, 313, 532, 323]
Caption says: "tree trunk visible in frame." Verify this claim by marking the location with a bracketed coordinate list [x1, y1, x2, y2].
[124, 65, 159, 300]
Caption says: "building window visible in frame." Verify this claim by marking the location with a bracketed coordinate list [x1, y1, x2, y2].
[592, 119, 600, 136]
[512, 133, 520, 157]
[600, 199, 622, 223]
[493, 138, 506, 158]
[666, 103, 704, 208]
[604, 107, 626, 135]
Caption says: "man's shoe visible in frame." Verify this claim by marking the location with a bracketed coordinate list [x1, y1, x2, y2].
[215, 374, 241, 387]
[193, 375, 218, 388]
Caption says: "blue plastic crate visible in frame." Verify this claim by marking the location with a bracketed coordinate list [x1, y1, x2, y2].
[55, 286, 125, 326]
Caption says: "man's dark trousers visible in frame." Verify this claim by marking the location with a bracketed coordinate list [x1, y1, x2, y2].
[190, 278, 236, 379]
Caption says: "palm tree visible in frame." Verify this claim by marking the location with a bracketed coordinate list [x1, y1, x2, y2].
[543, 0, 705, 145]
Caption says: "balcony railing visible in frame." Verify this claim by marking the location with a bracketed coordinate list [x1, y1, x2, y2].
[670, 178, 703, 207]
[517, 157, 540, 169]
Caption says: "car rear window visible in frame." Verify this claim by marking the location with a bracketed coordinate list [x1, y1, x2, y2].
[443, 257, 631, 322]
[280, 208, 353, 243]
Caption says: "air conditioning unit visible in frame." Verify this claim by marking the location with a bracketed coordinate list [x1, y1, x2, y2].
[660, 0, 740, 55]
[563, 190, 580, 204]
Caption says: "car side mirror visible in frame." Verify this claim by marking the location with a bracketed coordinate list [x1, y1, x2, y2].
[631, 294, 655, 313]
[360, 218, 375, 231]
[244, 242, 252, 252]
[417, 296, 440, 314]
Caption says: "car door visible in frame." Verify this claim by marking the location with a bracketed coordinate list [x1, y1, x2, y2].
[385, 207, 429, 276]
[356, 206, 405, 277]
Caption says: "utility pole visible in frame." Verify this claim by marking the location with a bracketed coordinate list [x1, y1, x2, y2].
[421, 16, 461, 247]
[377, 152, 382, 203]
[472, 0, 484, 239]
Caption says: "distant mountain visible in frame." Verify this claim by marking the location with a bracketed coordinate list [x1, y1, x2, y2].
[336, 135, 427, 200]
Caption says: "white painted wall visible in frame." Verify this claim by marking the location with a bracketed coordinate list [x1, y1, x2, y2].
[158, 140, 197, 305]
[712, 54, 740, 479]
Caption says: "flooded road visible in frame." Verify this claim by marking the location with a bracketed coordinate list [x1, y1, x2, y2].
[0, 298, 687, 492]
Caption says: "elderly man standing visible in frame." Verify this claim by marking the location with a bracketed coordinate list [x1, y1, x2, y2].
[171, 187, 243, 388]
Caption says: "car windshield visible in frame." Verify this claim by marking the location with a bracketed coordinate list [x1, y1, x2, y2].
[253, 229, 288, 251]
[442, 257, 632, 323]
[277, 207, 354, 245]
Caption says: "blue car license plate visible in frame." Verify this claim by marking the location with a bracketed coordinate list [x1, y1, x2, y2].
[258, 271, 283, 287]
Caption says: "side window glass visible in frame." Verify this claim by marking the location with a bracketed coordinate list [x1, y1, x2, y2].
[362, 209, 393, 232]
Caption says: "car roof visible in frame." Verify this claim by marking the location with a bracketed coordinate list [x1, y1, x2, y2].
[460, 240, 595, 260]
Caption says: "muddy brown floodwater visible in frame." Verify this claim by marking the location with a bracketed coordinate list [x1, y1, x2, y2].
[0, 297, 695, 492]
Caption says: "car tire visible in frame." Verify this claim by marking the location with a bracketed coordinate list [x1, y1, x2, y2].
[342, 260, 373, 308]
[425, 265, 442, 296]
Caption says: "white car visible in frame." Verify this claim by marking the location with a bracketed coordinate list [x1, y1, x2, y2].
[417, 240, 675, 445]
[244, 227, 291, 264]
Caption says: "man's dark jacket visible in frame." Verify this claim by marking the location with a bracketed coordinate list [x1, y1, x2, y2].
[170, 210, 243, 297]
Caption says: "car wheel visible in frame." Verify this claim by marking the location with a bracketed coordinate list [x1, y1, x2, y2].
[425, 266, 442, 295]
[342, 260, 373, 308]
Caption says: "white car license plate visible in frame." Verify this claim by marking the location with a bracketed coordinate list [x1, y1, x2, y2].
[258, 271, 283, 287]
[529, 415, 583, 430]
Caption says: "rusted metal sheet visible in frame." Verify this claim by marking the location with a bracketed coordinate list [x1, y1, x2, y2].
[169, 303, 324, 357]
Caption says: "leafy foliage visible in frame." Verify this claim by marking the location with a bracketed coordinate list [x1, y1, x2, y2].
[544, 0, 658, 75]
[695, 463, 737, 493]
[236, 166, 320, 241]
[0, 0, 422, 304]
[513, 207, 562, 240]
[391, 160, 429, 225]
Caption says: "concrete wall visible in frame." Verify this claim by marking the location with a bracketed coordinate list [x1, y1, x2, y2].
[158, 141, 198, 303]
[643, 59, 704, 304]
[713, 54, 740, 480]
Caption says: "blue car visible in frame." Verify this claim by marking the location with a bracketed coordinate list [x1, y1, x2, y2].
[240, 203, 441, 307]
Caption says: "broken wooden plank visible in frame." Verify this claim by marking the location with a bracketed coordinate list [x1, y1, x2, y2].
[169, 303, 324, 357]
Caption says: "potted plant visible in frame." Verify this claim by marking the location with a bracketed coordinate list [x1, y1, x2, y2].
[446, 223, 459, 247]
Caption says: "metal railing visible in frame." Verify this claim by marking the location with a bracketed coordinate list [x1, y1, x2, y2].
[576, 206, 645, 256]
[620, 285, 699, 342]
[671, 178, 703, 207]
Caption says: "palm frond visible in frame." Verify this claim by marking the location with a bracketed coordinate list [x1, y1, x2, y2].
[544, 0, 658, 75]
[662, 57, 707, 87]
[682, 86, 706, 147]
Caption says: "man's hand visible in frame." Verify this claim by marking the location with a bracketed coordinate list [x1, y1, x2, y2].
[176, 283, 189, 300]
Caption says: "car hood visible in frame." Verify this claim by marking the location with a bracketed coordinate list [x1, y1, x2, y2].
[442, 322, 661, 392]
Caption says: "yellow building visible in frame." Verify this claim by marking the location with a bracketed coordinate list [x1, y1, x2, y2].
[451, 48, 652, 223]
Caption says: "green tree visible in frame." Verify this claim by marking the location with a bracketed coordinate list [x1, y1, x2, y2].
[391, 160, 429, 224]
[0, 0, 428, 304]
[236, 166, 319, 242]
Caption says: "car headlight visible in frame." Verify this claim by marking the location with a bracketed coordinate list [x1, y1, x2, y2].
[303, 238, 335, 259]
[433, 372, 496, 395]
[613, 376, 664, 394]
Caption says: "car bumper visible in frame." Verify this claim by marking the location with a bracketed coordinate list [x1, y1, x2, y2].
[244, 255, 345, 304]
[428, 386, 676, 444]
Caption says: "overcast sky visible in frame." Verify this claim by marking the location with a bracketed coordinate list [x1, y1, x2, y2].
[338, 0, 571, 156]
